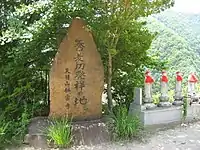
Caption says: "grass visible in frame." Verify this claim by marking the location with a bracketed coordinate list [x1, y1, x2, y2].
[46, 117, 72, 148]
[182, 97, 188, 121]
[0, 118, 10, 147]
[0, 108, 30, 149]
[110, 106, 141, 140]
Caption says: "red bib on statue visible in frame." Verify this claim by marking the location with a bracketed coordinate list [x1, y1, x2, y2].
[145, 75, 154, 83]
[161, 76, 168, 82]
[176, 75, 183, 81]
[189, 74, 198, 83]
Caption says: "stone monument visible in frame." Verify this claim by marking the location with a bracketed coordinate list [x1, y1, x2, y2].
[49, 18, 104, 120]
[158, 70, 172, 107]
[143, 70, 156, 109]
[173, 71, 183, 106]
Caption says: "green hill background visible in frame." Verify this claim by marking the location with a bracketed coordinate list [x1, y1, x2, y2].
[146, 9, 200, 90]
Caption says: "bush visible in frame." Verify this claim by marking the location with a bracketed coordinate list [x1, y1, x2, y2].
[0, 107, 30, 148]
[110, 105, 141, 140]
[46, 117, 72, 148]
[0, 116, 11, 147]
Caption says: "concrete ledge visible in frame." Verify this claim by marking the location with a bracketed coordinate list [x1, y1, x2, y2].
[129, 104, 200, 126]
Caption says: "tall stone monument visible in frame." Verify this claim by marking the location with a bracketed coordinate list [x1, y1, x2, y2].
[49, 18, 104, 120]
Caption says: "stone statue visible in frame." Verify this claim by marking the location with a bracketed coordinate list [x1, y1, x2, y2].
[188, 72, 199, 102]
[144, 70, 156, 109]
[158, 70, 172, 107]
[173, 71, 183, 106]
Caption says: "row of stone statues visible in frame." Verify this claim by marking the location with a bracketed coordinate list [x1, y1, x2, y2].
[144, 70, 199, 110]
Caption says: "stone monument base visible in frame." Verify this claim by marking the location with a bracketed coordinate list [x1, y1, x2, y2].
[172, 100, 183, 106]
[158, 101, 172, 107]
[23, 117, 110, 149]
[129, 104, 200, 126]
[144, 103, 157, 110]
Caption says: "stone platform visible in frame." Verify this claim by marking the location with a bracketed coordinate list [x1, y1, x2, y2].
[129, 104, 200, 126]
[23, 117, 110, 149]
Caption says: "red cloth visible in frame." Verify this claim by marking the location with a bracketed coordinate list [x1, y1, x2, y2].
[176, 75, 183, 81]
[189, 74, 198, 82]
[145, 75, 154, 83]
[161, 75, 168, 82]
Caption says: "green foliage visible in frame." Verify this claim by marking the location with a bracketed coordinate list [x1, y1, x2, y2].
[153, 92, 160, 104]
[46, 118, 72, 148]
[0, 107, 30, 148]
[145, 10, 200, 91]
[110, 106, 141, 140]
[0, 0, 174, 145]
[182, 97, 188, 121]
[0, 116, 11, 147]
[89, 0, 174, 109]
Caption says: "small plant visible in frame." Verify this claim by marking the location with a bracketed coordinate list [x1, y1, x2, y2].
[182, 97, 188, 121]
[153, 92, 160, 104]
[0, 106, 31, 148]
[46, 117, 72, 148]
[0, 117, 10, 145]
[110, 105, 141, 140]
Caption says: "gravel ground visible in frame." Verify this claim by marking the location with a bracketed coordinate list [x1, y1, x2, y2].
[7, 121, 200, 150]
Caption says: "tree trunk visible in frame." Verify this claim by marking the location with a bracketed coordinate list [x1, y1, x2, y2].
[107, 52, 113, 111]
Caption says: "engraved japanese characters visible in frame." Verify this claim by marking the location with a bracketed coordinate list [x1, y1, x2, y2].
[49, 18, 104, 120]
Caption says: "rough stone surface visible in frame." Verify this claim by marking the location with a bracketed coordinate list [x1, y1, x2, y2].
[10, 121, 200, 150]
[159, 95, 169, 101]
[23, 117, 110, 149]
[173, 100, 183, 106]
[129, 104, 200, 126]
[144, 103, 157, 110]
[49, 18, 104, 120]
[158, 101, 172, 107]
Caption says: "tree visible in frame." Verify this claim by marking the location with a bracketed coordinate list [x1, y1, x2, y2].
[0, 0, 175, 144]
[0, 0, 175, 113]
[145, 10, 200, 92]
[87, 0, 174, 111]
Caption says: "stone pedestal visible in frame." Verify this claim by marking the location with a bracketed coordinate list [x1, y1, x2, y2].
[188, 83, 199, 103]
[144, 84, 156, 110]
[173, 81, 183, 106]
[159, 82, 172, 107]
[129, 104, 200, 126]
[24, 117, 110, 149]
[188, 82, 196, 97]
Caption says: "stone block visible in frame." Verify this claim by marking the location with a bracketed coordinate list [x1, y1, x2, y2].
[129, 103, 200, 126]
[186, 104, 200, 121]
[49, 18, 104, 120]
[24, 117, 110, 149]
[129, 105, 182, 126]
[133, 88, 142, 105]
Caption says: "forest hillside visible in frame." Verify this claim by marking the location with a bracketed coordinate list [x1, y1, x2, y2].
[146, 9, 200, 89]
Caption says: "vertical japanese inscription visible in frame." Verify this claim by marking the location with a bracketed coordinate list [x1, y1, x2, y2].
[64, 68, 70, 109]
[74, 39, 88, 106]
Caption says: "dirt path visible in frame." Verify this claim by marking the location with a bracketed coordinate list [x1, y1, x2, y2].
[7, 121, 200, 150]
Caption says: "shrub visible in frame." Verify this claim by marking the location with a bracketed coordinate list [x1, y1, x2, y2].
[0, 106, 31, 148]
[0, 117, 11, 147]
[46, 117, 72, 148]
[111, 105, 141, 140]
